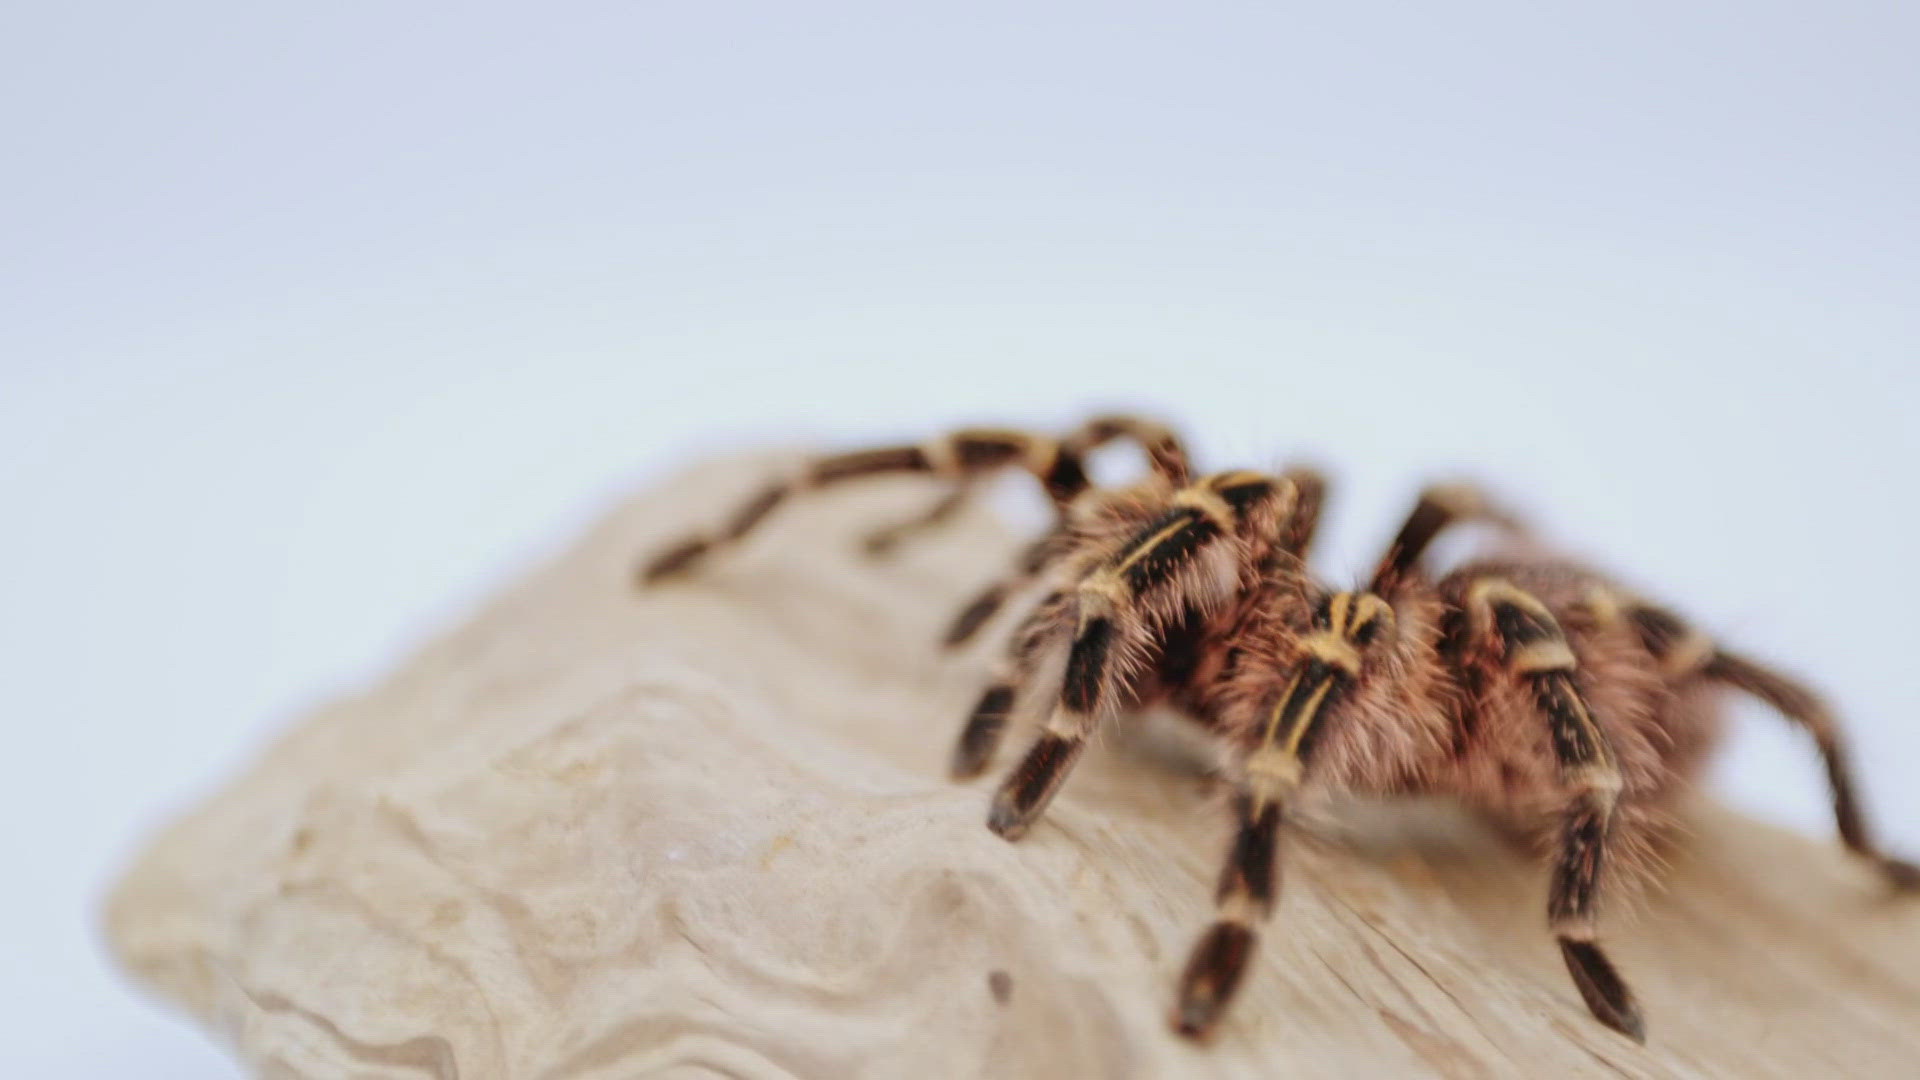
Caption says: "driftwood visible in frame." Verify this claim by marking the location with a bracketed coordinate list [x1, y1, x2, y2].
[106, 454, 1920, 1078]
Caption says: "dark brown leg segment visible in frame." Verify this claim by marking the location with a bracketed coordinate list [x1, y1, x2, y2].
[939, 427, 1200, 651]
[1695, 644, 1920, 891]
[950, 591, 1071, 780]
[983, 470, 1302, 838]
[1370, 483, 1524, 594]
[1626, 602, 1918, 890]
[638, 417, 1190, 586]
[1467, 577, 1644, 1042]
[945, 581, 1015, 649]
[942, 532, 1065, 649]
[638, 414, 1191, 597]
[860, 484, 972, 556]
[985, 611, 1117, 839]
[637, 443, 936, 585]
[1174, 791, 1285, 1038]
[1061, 413, 1193, 488]
[1272, 467, 1327, 560]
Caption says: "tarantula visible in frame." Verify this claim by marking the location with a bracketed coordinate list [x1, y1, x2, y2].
[638, 416, 1918, 1044]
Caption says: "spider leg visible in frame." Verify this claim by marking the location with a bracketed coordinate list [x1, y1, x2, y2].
[928, 415, 1196, 638]
[984, 593, 1129, 840]
[1269, 466, 1327, 562]
[941, 531, 1066, 648]
[1466, 577, 1644, 1042]
[638, 418, 1189, 586]
[1174, 787, 1284, 1038]
[1060, 412, 1193, 488]
[638, 442, 942, 584]
[1369, 482, 1526, 593]
[949, 460, 1316, 654]
[986, 470, 1306, 840]
[859, 484, 973, 557]
[861, 413, 1195, 564]
[950, 590, 1073, 779]
[1627, 605, 1920, 892]
[637, 432, 1036, 585]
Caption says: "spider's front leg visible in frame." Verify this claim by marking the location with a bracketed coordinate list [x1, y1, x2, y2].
[1174, 584, 1392, 1039]
[639, 415, 1189, 587]
[936, 415, 1194, 647]
[637, 428, 1074, 585]
[984, 583, 1137, 840]
[983, 470, 1309, 840]
[1173, 776, 1286, 1037]
[1465, 577, 1644, 1042]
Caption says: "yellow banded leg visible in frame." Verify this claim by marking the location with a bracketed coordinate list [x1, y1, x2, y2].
[1466, 577, 1642, 1042]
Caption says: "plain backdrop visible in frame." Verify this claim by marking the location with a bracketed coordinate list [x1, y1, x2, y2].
[4, 3, 1917, 1075]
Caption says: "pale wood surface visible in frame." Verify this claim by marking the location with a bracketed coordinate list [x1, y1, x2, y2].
[106, 454, 1920, 1078]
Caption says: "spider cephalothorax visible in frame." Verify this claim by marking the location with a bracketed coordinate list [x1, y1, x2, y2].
[639, 416, 1918, 1045]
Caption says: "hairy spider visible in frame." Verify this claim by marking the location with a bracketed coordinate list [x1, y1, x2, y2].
[639, 417, 1918, 1045]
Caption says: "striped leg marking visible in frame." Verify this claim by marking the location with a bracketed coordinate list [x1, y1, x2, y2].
[982, 471, 1306, 839]
[1468, 578, 1642, 1042]
[950, 591, 1070, 780]
[1061, 414, 1193, 487]
[985, 611, 1116, 839]
[938, 427, 1091, 507]
[1173, 587, 1398, 1039]
[639, 416, 1188, 586]
[1174, 790, 1285, 1039]
[638, 420, 1107, 586]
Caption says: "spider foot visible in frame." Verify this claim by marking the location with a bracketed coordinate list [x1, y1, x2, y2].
[1173, 922, 1254, 1040]
[1559, 937, 1646, 1044]
[985, 732, 1079, 840]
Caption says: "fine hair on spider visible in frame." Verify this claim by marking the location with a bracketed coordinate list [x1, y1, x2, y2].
[638, 416, 1919, 1045]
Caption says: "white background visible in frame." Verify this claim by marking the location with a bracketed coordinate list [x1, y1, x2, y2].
[4, 3, 1917, 1074]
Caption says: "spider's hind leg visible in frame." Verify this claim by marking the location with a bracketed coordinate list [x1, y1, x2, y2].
[1628, 604, 1920, 892]
[1463, 576, 1645, 1042]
